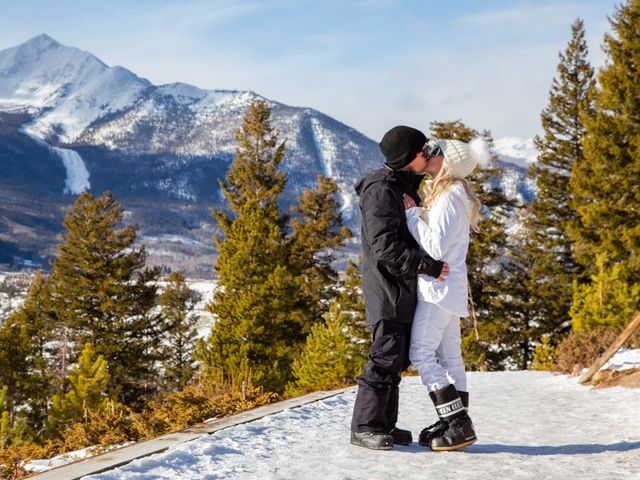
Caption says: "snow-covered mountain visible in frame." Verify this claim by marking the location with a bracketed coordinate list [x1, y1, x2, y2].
[493, 136, 538, 204]
[0, 34, 536, 275]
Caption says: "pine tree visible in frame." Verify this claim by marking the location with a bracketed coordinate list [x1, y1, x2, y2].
[200, 99, 351, 393]
[500, 212, 539, 369]
[287, 176, 352, 331]
[5, 272, 55, 434]
[528, 18, 595, 347]
[0, 308, 32, 436]
[569, 1, 640, 303]
[336, 259, 369, 364]
[287, 300, 362, 395]
[570, 253, 640, 332]
[47, 343, 111, 436]
[48, 192, 162, 408]
[216, 100, 287, 214]
[158, 272, 200, 392]
[199, 100, 301, 393]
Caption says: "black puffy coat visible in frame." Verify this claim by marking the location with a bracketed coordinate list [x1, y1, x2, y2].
[355, 168, 442, 326]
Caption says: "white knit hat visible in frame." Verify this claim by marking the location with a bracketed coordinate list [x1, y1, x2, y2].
[434, 138, 492, 178]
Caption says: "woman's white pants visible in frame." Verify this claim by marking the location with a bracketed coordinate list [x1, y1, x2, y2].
[409, 301, 467, 392]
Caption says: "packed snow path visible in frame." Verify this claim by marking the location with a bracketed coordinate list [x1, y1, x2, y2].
[84, 372, 640, 480]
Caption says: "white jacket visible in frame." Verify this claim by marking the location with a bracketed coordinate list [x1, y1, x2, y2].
[405, 182, 472, 317]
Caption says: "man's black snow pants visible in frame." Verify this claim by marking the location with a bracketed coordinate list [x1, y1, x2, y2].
[351, 319, 411, 433]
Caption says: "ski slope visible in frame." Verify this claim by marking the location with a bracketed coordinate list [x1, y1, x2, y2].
[82, 371, 640, 480]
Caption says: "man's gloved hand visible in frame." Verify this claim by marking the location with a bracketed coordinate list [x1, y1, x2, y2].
[417, 257, 449, 283]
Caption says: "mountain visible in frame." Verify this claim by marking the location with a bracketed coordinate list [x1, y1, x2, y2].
[0, 35, 536, 275]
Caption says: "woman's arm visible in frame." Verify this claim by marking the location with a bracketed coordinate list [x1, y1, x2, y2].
[403, 191, 463, 261]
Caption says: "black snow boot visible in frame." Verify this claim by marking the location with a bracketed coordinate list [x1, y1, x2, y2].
[418, 389, 470, 447]
[350, 431, 393, 450]
[388, 427, 412, 445]
[422, 385, 476, 451]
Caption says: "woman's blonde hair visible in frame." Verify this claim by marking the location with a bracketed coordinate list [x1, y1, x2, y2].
[418, 161, 482, 232]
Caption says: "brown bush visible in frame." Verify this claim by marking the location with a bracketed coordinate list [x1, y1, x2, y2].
[556, 327, 621, 374]
[131, 379, 277, 438]
[0, 380, 276, 479]
[0, 441, 60, 480]
[61, 402, 139, 453]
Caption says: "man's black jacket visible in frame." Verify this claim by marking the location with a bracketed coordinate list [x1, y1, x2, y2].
[355, 168, 443, 326]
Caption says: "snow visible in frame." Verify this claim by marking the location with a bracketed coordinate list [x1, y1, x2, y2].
[603, 348, 640, 372]
[0, 34, 150, 142]
[26, 443, 135, 474]
[27, 447, 98, 473]
[81, 372, 640, 479]
[494, 136, 538, 169]
[51, 146, 90, 194]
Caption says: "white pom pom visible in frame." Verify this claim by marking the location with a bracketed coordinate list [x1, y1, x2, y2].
[469, 138, 492, 169]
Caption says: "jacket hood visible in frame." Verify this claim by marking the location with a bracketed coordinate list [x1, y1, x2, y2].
[355, 168, 424, 197]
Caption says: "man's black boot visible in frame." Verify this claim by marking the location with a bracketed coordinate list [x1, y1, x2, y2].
[388, 427, 412, 445]
[421, 385, 476, 451]
[350, 431, 394, 450]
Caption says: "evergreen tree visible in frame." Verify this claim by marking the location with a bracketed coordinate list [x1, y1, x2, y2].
[47, 343, 111, 436]
[336, 259, 369, 363]
[570, 253, 640, 332]
[199, 100, 301, 393]
[287, 176, 352, 331]
[500, 214, 537, 369]
[200, 99, 350, 393]
[0, 272, 56, 435]
[0, 308, 32, 434]
[287, 300, 362, 395]
[158, 272, 200, 392]
[215, 99, 287, 217]
[569, 1, 640, 301]
[48, 192, 162, 408]
[528, 18, 595, 346]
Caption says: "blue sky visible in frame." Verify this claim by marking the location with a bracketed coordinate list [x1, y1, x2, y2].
[0, 0, 619, 141]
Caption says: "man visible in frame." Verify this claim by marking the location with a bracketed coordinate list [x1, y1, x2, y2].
[350, 125, 448, 450]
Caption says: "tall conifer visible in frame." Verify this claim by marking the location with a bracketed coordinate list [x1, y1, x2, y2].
[199, 100, 302, 393]
[158, 272, 200, 392]
[48, 192, 162, 408]
[528, 18, 595, 346]
[569, 1, 640, 324]
[287, 176, 352, 331]
[200, 100, 350, 393]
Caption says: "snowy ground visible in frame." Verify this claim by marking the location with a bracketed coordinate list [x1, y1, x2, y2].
[82, 371, 640, 480]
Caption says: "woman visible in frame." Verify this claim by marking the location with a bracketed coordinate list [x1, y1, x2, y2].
[402, 138, 489, 451]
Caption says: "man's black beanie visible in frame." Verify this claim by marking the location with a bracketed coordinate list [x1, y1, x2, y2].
[379, 125, 427, 170]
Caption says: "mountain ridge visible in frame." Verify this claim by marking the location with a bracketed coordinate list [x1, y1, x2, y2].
[0, 34, 536, 274]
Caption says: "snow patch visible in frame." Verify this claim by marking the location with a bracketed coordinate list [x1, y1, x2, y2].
[51, 146, 90, 194]
[309, 117, 337, 178]
[602, 348, 640, 372]
[494, 136, 538, 169]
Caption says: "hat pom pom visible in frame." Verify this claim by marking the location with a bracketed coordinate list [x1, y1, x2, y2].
[469, 138, 492, 169]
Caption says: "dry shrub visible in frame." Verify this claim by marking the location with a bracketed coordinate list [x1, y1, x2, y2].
[61, 402, 139, 453]
[0, 380, 276, 479]
[0, 441, 60, 480]
[131, 379, 277, 439]
[556, 327, 621, 374]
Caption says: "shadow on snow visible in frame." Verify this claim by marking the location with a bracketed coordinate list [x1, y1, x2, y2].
[465, 441, 640, 456]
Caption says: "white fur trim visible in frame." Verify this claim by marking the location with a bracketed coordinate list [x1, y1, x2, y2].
[469, 137, 492, 169]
